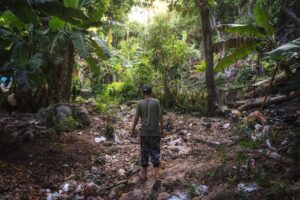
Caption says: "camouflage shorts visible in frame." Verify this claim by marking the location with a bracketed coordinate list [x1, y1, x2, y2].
[140, 136, 161, 168]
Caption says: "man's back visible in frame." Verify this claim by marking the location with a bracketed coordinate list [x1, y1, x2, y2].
[136, 98, 161, 136]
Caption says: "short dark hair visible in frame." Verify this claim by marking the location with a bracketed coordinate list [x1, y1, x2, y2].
[141, 85, 152, 95]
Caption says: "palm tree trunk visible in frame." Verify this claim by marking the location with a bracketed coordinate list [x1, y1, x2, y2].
[52, 42, 74, 102]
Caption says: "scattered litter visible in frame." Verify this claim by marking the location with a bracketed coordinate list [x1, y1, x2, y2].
[168, 191, 188, 200]
[46, 191, 60, 200]
[254, 124, 263, 131]
[267, 151, 281, 159]
[251, 124, 270, 141]
[105, 155, 113, 162]
[77, 131, 82, 135]
[223, 122, 230, 129]
[238, 182, 258, 192]
[246, 111, 267, 125]
[266, 139, 277, 151]
[231, 110, 242, 118]
[281, 139, 288, 146]
[118, 168, 126, 176]
[114, 132, 121, 144]
[62, 183, 69, 192]
[196, 184, 209, 194]
[95, 136, 106, 144]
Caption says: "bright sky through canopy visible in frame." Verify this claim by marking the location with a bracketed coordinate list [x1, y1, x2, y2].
[128, 1, 169, 24]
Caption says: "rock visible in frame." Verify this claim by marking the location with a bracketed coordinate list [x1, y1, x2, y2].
[36, 104, 90, 132]
[118, 169, 126, 176]
[73, 106, 90, 126]
[120, 189, 144, 200]
[157, 192, 170, 200]
[56, 105, 72, 121]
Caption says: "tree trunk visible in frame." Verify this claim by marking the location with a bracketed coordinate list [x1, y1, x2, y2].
[163, 73, 172, 107]
[197, 0, 218, 115]
[51, 42, 74, 102]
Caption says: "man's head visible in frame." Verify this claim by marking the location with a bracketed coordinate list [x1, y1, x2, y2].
[141, 85, 152, 97]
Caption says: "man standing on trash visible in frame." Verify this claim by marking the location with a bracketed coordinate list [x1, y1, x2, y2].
[132, 85, 164, 191]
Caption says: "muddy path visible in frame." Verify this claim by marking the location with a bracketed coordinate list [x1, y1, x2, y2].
[1, 103, 299, 199]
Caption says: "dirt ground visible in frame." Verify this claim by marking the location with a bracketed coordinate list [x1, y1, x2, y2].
[0, 101, 299, 200]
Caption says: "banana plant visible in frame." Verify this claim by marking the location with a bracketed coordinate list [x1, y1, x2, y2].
[214, 5, 275, 72]
[0, 0, 111, 109]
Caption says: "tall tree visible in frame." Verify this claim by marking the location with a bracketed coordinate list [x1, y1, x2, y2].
[195, 0, 218, 114]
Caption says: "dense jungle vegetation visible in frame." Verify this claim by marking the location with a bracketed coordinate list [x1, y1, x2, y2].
[0, 0, 299, 114]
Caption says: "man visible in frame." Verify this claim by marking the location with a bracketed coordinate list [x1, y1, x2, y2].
[132, 85, 163, 191]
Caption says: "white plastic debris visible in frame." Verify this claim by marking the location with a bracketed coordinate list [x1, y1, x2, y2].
[223, 123, 230, 129]
[268, 151, 281, 159]
[254, 124, 263, 131]
[266, 139, 277, 151]
[252, 124, 270, 141]
[238, 182, 258, 192]
[168, 191, 188, 200]
[46, 192, 60, 200]
[196, 184, 209, 194]
[262, 126, 270, 135]
[62, 183, 69, 192]
[114, 133, 121, 144]
[281, 139, 288, 146]
[95, 136, 106, 144]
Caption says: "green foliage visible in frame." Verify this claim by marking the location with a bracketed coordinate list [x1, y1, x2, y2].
[239, 139, 257, 148]
[215, 5, 275, 72]
[235, 67, 255, 84]
[234, 153, 248, 163]
[215, 43, 259, 72]
[254, 6, 275, 35]
[71, 31, 89, 58]
[54, 116, 81, 132]
[264, 38, 300, 61]
[95, 81, 137, 108]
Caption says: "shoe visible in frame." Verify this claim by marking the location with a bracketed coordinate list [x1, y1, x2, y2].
[152, 179, 161, 191]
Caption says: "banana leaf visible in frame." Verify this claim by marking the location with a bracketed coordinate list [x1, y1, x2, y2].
[215, 43, 259, 72]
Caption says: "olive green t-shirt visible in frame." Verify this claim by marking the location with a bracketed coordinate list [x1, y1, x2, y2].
[136, 98, 161, 136]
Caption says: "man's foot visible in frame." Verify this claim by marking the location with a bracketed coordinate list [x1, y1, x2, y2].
[138, 170, 147, 181]
[152, 179, 161, 191]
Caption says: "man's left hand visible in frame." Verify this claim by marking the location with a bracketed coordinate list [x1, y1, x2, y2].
[132, 128, 137, 137]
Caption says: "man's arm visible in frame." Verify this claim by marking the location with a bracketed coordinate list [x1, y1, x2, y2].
[132, 103, 140, 136]
[132, 114, 139, 136]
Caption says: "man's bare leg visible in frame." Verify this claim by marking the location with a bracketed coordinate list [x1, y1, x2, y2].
[142, 167, 148, 179]
[152, 167, 161, 191]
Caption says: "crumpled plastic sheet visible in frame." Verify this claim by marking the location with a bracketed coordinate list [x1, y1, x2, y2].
[168, 191, 188, 200]
[238, 182, 258, 192]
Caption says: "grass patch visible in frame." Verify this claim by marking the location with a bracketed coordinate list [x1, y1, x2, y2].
[239, 139, 257, 148]
[234, 153, 248, 163]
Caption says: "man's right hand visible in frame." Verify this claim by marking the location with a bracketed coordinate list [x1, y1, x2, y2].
[131, 128, 137, 137]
